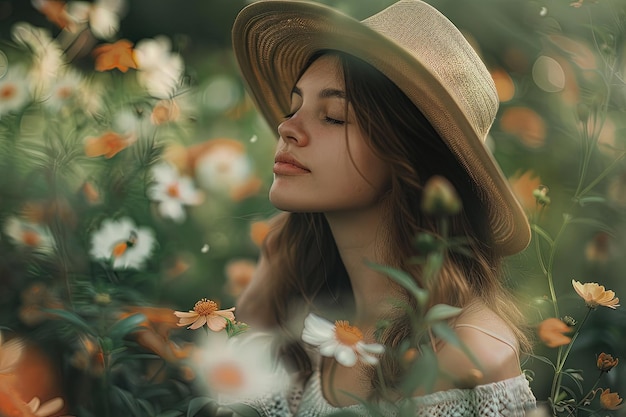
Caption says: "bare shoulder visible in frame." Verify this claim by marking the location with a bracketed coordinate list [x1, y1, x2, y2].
[434, 301, 522, 390]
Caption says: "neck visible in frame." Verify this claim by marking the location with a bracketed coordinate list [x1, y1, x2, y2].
[324, 201, 400, 327]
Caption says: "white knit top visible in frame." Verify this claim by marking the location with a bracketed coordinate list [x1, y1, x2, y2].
[293, 370, 536, 416]
[246, 369, 536, 417]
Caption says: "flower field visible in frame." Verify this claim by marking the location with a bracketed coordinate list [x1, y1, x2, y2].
[0, 0, 625, 416]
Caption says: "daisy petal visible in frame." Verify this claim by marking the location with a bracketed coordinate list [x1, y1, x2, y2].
[335, 346, 357, 367]
[188, 315, 206, 330]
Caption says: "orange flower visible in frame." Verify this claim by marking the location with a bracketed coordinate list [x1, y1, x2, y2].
[84, 131, 133, 158]
[151, 99, 180, 125]
[509, 170, 542, 213]
[224, 259, 256, 298]
[92, 40, 138, 73]
[597, 353, 619, 372]
[537, 318, 572, 348]
[585, 232, 612, 263]
[600, 388, 623, 410]
[491, 68, 515, 102]
[174, 299, 235, 331]
[69, 336, 104, 376]
[499, 106, 546, 148]
[250, 221, 270, 247]
[572, 280, 620, 309]
[34, 0, 70, 29]
[230, 176, 263, 202]
[81, 182, 101, 205]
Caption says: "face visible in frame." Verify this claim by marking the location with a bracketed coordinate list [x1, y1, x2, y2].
[270, 55, 391, 214]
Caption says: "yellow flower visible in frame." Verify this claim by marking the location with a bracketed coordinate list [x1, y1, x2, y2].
[174, 299, 235, 331]
[572, 280, 620, 309]
[537, 318, 572, 348]
[600, 388, 623, 410]
[597, 353, 619, 373]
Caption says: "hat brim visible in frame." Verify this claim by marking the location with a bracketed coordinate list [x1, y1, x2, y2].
[232, 0, 530, 256]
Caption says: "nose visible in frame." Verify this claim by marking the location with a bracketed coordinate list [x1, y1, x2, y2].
[277, 114, 308, 147]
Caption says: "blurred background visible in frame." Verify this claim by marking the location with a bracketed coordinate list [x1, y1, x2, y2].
[0, 0, 625, 415]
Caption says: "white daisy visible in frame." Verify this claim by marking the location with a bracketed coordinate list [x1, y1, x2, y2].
[0, 67, 31, 116]
[42, 69, 84, 112]
[194, 331, 290, 404]
[134, 36, 184, 99]
[194, 140, 253, 195]
[11, 22, 64, 96]
[302, 313, 385, 367]
[66, 0, 126, 39]
[3, 216, 55, 253]
[147, 162, 203, 223]
[89, 217, 155, 269]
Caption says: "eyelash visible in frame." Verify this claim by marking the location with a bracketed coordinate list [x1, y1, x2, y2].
[324, 117, 345, 125]
[283, 112, 345, 126]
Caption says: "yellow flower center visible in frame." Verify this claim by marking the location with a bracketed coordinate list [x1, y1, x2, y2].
[167, 183, 180, 198]
[57, 86, 73, 100]
[110, 231, 138, 258]
[209, 362, 245, 391]
[335, 320, 363, 346]
[0, 84, 16, 100]
[21, 230, 41, 247]
[193, 298, 218, 316]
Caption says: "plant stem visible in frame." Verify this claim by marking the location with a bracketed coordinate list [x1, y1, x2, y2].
[546, 215, 573, 319]
[550, 308, 594, 414]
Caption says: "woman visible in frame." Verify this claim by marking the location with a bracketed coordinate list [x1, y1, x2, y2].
[230, 0, 536, 415]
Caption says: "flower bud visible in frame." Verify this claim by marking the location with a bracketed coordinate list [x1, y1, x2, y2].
[561, 316, 576, 326]
[532, 185, 551, 207]
[421, 176, 462, 216]
[600, 388, 623, 410]
[597, 352, 619, 372]
[94, 293, 111, 306]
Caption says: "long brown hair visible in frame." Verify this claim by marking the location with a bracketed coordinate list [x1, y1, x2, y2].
[259, 51, 529, 394]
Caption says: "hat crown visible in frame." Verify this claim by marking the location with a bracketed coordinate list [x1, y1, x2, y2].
[363, 0, 499, 142]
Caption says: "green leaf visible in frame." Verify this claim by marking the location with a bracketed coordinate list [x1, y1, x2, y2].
[113, 386, 142, 417]
[224, 403, 264, 417]
[430, 322, 481, 371]
[527, 354, 556, 370]
[108, 313, 147, 340]
[156, 411, 183, 417]
[422, 251, 443, 283]
[42, 308, 96, 336]
[569, 218, 613, 233]
[186, 397, 215, 417]
[367, 262, 428, 306]
[424, 304, 463, 323]
[576, 196, 606, 206]
[563, 369, 584, 395]
[530, 224, 554, 246]
[400, 344, 438, 395]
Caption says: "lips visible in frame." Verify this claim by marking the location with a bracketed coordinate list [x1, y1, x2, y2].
[273, 152, 310, 175]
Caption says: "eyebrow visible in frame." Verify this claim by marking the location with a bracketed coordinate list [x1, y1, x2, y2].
[291, 86, 347, 100]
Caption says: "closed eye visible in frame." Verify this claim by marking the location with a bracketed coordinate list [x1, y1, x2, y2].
[325, 117, 345, 125]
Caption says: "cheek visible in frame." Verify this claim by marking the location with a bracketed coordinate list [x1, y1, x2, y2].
[350, 147, 391, 192]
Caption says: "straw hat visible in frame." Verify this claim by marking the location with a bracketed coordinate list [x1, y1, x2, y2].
[231, 0, 531, 255]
